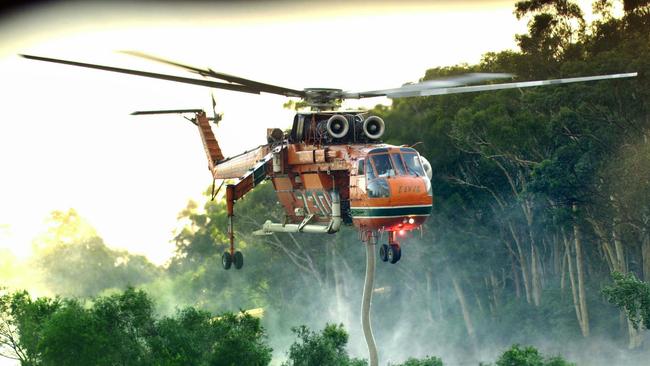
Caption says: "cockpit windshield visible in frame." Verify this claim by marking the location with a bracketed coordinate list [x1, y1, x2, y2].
[391, 153, 406, 175]
[371, 154, 394, 177]
[403, 153, 425, 176]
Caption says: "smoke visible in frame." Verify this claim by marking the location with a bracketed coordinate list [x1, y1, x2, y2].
[2, 206, 650, 366]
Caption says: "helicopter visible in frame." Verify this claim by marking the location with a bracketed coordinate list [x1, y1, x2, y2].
[21, 53, 637, 270]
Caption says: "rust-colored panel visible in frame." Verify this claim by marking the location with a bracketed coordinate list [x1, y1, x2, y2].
[288, 150, 315, 165]
[289, 161, 350, 173]
[302, 173, 327, 190]
[276, 191, 295, 218]
[272, 176, 293, 191]
[314, 149, 326, 163]
[196, 112, 224, 169]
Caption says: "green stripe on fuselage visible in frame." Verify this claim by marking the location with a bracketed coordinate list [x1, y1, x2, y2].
[350, 205, 432, 218]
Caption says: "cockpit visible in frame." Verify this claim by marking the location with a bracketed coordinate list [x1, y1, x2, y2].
[357, 147, 432, 199]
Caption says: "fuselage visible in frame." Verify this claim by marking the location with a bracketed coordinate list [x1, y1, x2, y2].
[269, 142, 433, 233]
[206, 111, 434, 236]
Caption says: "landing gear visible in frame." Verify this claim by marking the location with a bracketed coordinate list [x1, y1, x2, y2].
[379, 244, 389, 262]
[387, 244, 401, 264]
[222, 250, 244, 270]
[222, 184, 244, 271]
[222, 251, 232, 270]
[378, 231, 402, 264]
[233, 251, 244, 269]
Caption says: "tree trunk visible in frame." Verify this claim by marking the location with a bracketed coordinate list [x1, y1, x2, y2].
[612, 217, 627, 273]
[425, 270, 434, 323]
[510, 223, 532, 304]
[612, 217, 646, 349]
[563, 229, 589, 337]
[490, 270, 500, 314]
[531, 245, 541, 306]
[511, 253, 521, 299]
[573, 203, 590, 337]
[627, 318, 643, 349]
[642, 230, 650, 282]
[558, 239, 569, 294]
[451, 273, 478, 354]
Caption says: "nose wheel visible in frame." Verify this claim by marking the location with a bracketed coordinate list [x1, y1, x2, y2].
[379, 244, 389, 262]
[387, 244, 401, 264]
[379, 231, 402, 264]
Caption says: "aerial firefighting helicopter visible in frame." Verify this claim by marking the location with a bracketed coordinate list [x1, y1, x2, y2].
[21, 53, 637, 270]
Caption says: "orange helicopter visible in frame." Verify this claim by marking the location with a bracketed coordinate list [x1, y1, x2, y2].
[21, 53, 637, 270]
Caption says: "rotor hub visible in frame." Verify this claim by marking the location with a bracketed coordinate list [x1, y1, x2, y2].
[303, 88, 344, 110]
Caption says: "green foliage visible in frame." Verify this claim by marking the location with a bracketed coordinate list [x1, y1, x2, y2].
[209, 312, 272, 366]
[495, 345, 574, 366]
[496, 345, 544, 366]
[0, 289, 61, 364]
[389, 356, 444, 366]
[283, 324, 365, 366]
[0, 288, 273, 366]
[602, 271, 650, 329]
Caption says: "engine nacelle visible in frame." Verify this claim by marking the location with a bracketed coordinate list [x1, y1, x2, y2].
[362, 116, 385, 140]
[326, 114, 349, 139]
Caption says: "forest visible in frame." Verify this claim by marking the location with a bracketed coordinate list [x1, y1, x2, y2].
[1, 1, 650, 365]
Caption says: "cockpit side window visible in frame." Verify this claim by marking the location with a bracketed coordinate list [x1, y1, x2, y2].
[371, 154, 394, 177]
[403, 153, 425, 176]
[366, 160, 376, 180]
[358, 159, 365, 175]
[390, 153, 406, 175]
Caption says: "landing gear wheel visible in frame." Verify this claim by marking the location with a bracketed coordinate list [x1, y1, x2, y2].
[222, 251, 232, 270]
[379, 244, 389, 262]
[387, 244, 401, 264]
[233, 251, 244, 269]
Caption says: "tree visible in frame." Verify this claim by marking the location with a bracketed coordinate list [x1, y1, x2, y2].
[32, 209, 161, 297]
[0, 289, 61, 365]
[495, 344, 574, 366]
[602, 271, 650, 330]
[389, 356, 443, 366]
[0, 288, 274, 366]
[283, 324, 366, 366]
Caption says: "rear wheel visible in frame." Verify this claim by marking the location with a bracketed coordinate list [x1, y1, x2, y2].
[222, 251, 232, 270]
[387, 244, 401, 264]
[379, 244, 389, 262]
[234, 251, 244, 270]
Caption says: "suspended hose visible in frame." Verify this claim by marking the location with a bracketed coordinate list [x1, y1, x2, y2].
[361, 234, 378, 366]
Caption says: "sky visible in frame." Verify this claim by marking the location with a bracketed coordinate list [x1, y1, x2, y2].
[0, 0, 549, 266]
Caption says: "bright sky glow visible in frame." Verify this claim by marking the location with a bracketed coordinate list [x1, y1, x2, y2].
[0, 0, 538, 265]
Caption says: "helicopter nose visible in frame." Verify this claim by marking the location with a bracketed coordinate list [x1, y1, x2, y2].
[389, 176, 433, 206]
[382, 176, 433, 231]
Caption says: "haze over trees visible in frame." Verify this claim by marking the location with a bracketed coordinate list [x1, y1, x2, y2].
[1, 0, 649, 365]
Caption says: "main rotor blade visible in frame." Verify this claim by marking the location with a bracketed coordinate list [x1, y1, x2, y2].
[416, 73, 638, 97]
[347, 73, 514, 98]
[122, 50, 305, 97]
[21, 54, 261, 94]
[346, 72, 638, 99]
